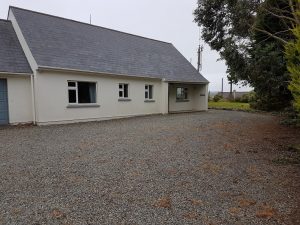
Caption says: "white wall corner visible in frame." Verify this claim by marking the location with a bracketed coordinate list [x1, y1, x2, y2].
[161, 81, 169, 114]
[8, 9, 39, 123]
[205, 83, 209, 110]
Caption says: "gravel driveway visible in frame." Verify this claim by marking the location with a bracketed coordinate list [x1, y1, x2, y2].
[0, 110, 299, 225]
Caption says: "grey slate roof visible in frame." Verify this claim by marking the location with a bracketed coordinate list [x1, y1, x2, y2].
[0, 19, 32, 74]
[10, 7, 208, 83]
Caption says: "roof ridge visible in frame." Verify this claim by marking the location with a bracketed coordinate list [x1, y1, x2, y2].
[9, 6, 172, 45]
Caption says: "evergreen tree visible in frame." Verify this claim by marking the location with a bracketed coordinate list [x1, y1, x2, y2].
[286, 26, 300, 115]
[194, 0, 293, 110]
[249, 0, 293, 110]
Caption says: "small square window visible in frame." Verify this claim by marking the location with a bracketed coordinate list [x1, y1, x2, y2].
[119, 83, 129, 98]
[145, 85, 153, 100]
[176, 87, 188, 100]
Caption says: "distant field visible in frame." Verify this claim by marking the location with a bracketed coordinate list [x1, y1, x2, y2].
[208, 101, 251, 110]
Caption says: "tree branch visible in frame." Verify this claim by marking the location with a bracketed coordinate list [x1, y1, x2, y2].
[251, 25, 288, 44]
[261, 6, 297, 23]
[256, 30, 292, 46]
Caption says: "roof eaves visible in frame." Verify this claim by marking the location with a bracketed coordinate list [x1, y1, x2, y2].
[37, 66, 163, 80]
[166, 80, 209, 84]
[0, 71, 32, 76]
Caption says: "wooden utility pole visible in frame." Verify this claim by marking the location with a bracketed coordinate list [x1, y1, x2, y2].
[197, 26, 204, 72]
[197, 46, 200, 72]
[197, 44, 203, 72]
[229, 81, 233, 100]
[221, 78, 224, 94]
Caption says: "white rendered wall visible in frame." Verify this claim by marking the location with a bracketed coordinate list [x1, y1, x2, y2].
[161, 81, 169, 114]
[0, 73, 207, 125]
[35, 71, 164, 124]
[192, 84, 208, 111]
[0, 75, 33, 124]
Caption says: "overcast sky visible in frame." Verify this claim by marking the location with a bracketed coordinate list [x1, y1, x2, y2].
[1, 0, 252, 92]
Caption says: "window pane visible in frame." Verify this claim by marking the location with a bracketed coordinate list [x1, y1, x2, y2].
[145, 85, 148, 90]
[119, 90, 123, 97]
[124, 84, 128, 98]
[68, 90, 76, 103]
[119, 84, 123, 89]
[89, 83, 96, 103]
[176, 88, 183, 99]
[145, 91, 148, 99]
[184, 88, 188, 99]
[149, 85, 153, 99]
[78, 82, 96, 103]
[68, 82, 76, 87]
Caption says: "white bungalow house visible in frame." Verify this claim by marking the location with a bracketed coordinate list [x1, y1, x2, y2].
[0, 6, 208, 125]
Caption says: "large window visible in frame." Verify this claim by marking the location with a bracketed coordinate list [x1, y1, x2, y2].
[176, 87, 188, 100]
[68, 81, 96, 104]
[119, 83, 129, 98]
[145, 85, 153, 100]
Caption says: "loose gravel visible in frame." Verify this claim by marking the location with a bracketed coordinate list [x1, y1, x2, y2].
[0, 110, 299, 225]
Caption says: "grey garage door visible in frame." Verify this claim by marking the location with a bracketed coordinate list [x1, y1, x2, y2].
[0, 79, 9, 125]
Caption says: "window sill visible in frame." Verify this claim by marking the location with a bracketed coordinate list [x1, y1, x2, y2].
[176, 99, 190, 102]
[67, 104, 100, 108]
[144, 99, 155, 103]
[118, 98, 132, 102]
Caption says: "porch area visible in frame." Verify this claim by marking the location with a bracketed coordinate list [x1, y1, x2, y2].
[168, 83, 208, 113]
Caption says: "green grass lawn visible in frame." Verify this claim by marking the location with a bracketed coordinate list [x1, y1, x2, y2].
[208, 101, 251, 110]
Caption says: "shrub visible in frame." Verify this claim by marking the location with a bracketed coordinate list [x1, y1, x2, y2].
[279, 107, 300, 127]
[213, 94, 223, 102]
[240, 95, 249, 103]
[238, 91, 256, 103]
[250, 93, 290, 111]
[234, 97, 242, 102]
[208, 91, 212, 101]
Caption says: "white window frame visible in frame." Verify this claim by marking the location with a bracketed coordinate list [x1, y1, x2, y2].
[176, 87, 188, 100]
[68, 81, 78, 104]
[145, 84, 154, 100]
[119, 83, 129, 99]
[67, 81, 97, 104]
